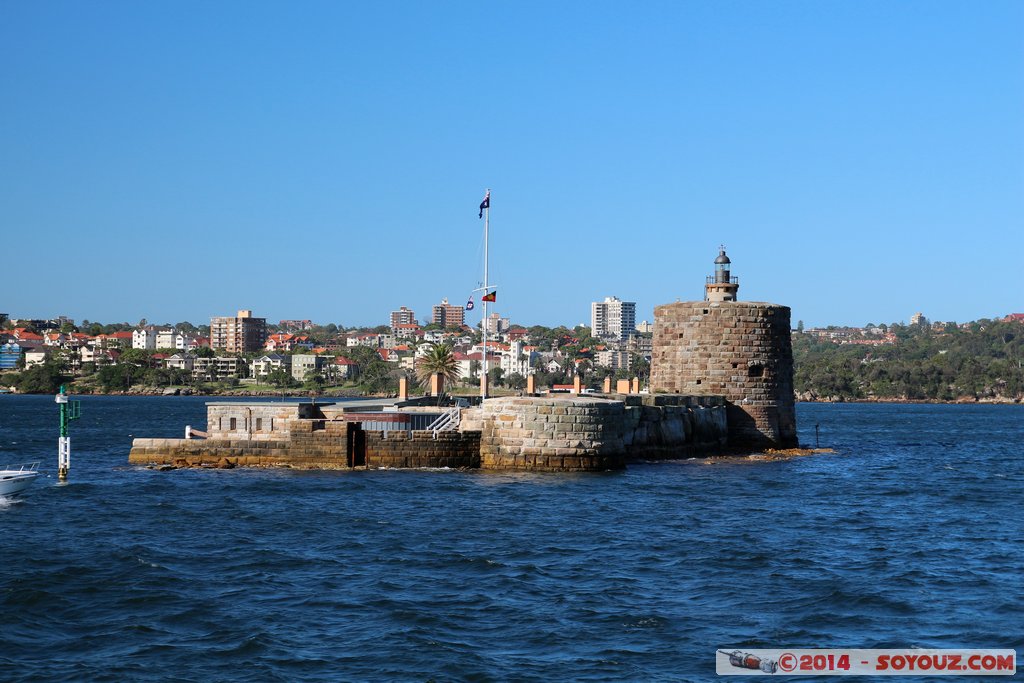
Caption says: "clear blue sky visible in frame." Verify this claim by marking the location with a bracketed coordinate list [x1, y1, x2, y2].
[3, 1, 1021, 330]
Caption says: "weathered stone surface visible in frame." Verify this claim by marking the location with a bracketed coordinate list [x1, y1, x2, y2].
[650, 301, 796, 448]
[475, 395, 727, 471]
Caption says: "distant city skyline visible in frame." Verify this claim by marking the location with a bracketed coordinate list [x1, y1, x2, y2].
[2, 2, 1021, 329]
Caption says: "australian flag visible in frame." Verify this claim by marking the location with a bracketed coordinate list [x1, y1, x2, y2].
[478, 189, 490, 218]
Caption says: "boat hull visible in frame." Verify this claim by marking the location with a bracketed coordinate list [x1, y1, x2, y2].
[0, 471, 40, 497]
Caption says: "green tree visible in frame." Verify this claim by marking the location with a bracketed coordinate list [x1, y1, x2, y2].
[98, 364, 134, 391]
[15, 362, 67, 394]
[304, 367, 325, 392]
[267, 367, 298, 388]
[119, 348, 152, 367]
[415, 343, 460, 392]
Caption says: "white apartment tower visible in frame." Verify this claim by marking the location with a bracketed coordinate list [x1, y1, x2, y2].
[591, 296, 636, 341]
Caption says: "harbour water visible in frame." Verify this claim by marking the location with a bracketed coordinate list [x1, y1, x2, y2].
[1, 396, 1021, 681]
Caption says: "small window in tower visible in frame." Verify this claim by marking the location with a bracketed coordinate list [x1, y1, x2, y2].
[732, 363, 738, 369]
[703, 309, 709, 315]
[256, 418, 263, 431]
[230, 417, 237, 430]
[695, 379, 702, 385]
[748, 364, 764, 378]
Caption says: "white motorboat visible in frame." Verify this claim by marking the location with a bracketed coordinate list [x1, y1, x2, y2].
[0, 462, 40, 497]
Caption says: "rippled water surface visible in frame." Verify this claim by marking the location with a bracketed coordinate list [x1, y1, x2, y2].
[1, 396, 1021, 681]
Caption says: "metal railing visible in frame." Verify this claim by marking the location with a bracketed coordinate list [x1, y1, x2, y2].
[1, 462, 40, 473]
[425, 407, 461, 436]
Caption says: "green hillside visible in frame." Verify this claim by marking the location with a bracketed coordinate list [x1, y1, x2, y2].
[793, 319, 1024, 402]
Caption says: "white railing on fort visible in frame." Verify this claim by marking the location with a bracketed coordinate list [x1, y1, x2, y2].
[426, 407, 461, 437]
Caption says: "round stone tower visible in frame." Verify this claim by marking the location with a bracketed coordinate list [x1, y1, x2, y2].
[649, 248, 797, 448]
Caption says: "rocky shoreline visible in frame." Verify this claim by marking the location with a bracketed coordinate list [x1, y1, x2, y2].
[797, 393, 1022, 405]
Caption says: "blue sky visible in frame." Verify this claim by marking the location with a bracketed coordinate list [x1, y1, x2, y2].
[2, 1, 1021, 330]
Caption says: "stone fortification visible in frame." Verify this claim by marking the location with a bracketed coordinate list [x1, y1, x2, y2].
[650, 301, 796, 448]
[478, 397, 627, 471]
[474, 395, 728, 471]
[129, 418, 482, 470]
[129, 419, 354, 468]
[363, 430, 480, 469]
[129, 396, 732, 473]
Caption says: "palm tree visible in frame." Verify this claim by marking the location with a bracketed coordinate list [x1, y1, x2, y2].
[415, 343, 460, 394]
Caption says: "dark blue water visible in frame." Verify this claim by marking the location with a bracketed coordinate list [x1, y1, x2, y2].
[1, 397, 1021, 681]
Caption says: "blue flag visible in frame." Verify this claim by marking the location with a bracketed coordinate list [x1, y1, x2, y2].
[478, 190, 490, 218]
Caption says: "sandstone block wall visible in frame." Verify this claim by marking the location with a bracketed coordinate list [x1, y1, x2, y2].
[363, 430, 481, 469]
[129, 419, 354, 468]
[206, 403, 303, 441]
[617, 394, 728, 459]
[650, 301, 796, 447]
[479, 397, 627, 471]
[475, 396, 728, 471]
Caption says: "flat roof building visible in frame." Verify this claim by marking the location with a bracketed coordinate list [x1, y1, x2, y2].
[210, 310, 267, 354]
[591, 296, 636, 341]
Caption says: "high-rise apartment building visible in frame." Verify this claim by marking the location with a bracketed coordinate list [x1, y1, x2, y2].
[390, 306, 416, 330]
[591, 296, 636, 341]
[483, 312, 510, 335]
[431, 298, 465, 329]
[210, 309, 268, 353]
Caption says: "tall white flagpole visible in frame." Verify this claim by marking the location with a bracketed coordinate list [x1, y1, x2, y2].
[481, 189, 490, 399]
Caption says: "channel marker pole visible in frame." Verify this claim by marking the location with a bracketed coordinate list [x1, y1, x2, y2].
[55, 384, 81, 481]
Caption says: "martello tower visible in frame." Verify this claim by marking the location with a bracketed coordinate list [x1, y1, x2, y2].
[649, 247, 797, 448]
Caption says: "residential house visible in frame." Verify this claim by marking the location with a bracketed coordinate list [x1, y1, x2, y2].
[291, 354, 325, 382]
[250, 354, 290, 379]
[24, 347, 50, 368]
[156, 329, 198, 350]
[392, 323, 423, 341]
[595, 348, 631, 371]
[192, 357, 245, 381]
[279, 319, 313, 332]
[133, 326, 162, 350]
[501, 340, 537, 378]
[42, 332, 68, 347]
[332, 356, 358, 380]
[164, 353, 196, 372]
[452, 351, 500, 381]
[12, 328, 43, 344]
[0, 342, 22, 370]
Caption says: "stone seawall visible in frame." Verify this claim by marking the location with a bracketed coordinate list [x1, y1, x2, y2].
[363, 430, 481, 469]
[619, 394, 728, 459]
[130, 395, 731, 473]
[475, 395, 728, 471]
[478, 397, 627, 471]
[129, 419, 482, 470]
[129, 419, 354, 468]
